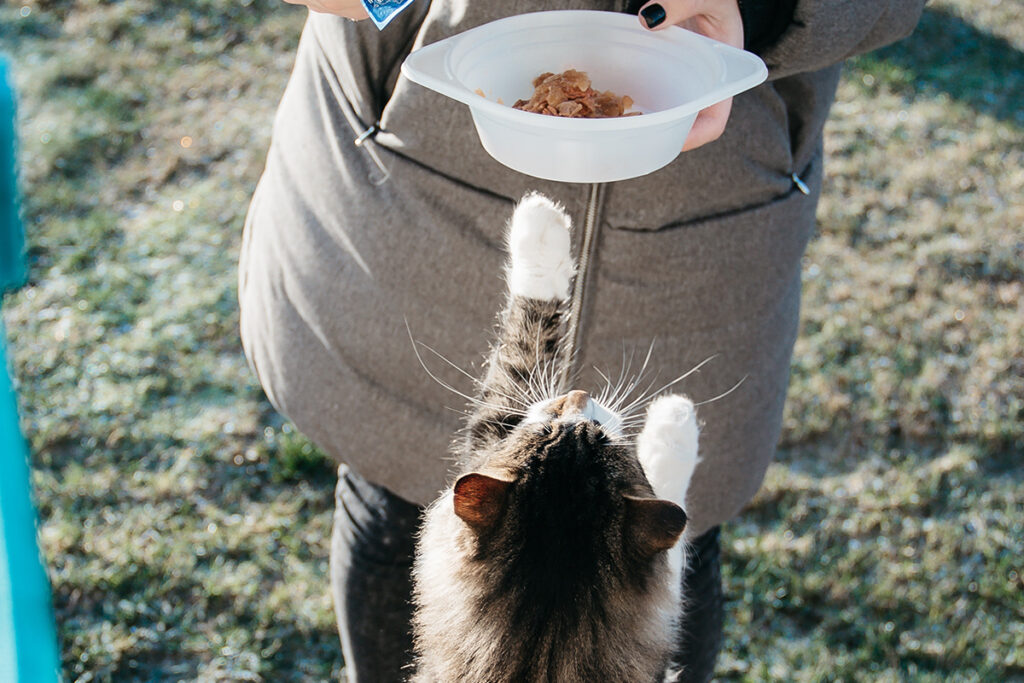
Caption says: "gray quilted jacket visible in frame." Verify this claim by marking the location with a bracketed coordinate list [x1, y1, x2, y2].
[239, 0, 925, 535]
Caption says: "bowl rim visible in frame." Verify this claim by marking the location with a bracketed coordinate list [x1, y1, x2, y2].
[402, 10, 768, 133]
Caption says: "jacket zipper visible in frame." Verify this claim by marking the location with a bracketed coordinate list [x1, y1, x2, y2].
[559, 182, 605, 390]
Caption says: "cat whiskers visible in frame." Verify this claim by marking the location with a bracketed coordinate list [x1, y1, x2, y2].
[614, 354, 719, 421]
[496, 322, 567, 408]
[602, 341, 658, 416]
[614, 364, 748, 447]
[405, 322, 531, 417]
[593, 343, 637, 408]
[515, 325, 550, 407]
[593, 352, 731, 443]
[694, 374, 748, 407]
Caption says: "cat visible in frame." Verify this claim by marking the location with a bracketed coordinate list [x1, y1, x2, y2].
[411, 193, 702, 683]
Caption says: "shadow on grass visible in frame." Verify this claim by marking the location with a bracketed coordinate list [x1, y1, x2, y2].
[851, 6, 1024, 125]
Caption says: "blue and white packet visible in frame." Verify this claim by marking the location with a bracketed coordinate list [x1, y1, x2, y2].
[361, 0, 417, 30]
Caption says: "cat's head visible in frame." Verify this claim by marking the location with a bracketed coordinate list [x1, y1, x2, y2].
[415, 390, 687, 683]
[452, 390, 687, 589]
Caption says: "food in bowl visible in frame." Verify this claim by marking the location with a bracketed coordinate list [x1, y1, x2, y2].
[511, 69, 640, 118]
[401, 10, 768, 181]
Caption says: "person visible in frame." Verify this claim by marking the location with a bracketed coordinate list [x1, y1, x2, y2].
[239, 1, 925, 680]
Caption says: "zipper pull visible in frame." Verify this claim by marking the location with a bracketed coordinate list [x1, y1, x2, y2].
[354, 122, 380, 147]
[791, 172, 810, 195]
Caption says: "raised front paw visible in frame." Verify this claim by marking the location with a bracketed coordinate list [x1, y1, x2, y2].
[636, 394, 700, 507]
[507, 193, 575, 301]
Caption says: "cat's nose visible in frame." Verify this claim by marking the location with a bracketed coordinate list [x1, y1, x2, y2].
[557, 390, 590, 417]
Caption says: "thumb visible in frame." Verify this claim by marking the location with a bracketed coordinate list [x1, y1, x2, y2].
[637, 0, 703, 30]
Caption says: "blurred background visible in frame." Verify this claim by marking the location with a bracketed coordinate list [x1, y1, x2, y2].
[0, 0, 1020, 680]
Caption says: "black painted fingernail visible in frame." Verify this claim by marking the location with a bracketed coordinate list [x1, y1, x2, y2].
[640, 3, 666, 28]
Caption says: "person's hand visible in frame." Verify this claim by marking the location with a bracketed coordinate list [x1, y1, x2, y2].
[282, 0, 369, 20]
[637, 1, 743, 151]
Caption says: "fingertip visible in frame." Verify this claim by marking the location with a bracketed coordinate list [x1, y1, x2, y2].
[638, 3, 667, 30]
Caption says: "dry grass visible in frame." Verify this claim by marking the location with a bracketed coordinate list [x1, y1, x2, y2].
[1, 1, 1020, 680]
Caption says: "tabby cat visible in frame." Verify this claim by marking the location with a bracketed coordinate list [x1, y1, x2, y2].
[411, 194, 702, 683]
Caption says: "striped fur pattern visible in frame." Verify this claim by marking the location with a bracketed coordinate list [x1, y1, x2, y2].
[412, 194, 699, 683]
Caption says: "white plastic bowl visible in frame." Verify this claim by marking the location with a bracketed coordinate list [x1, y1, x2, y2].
[401, 10, 768, 183]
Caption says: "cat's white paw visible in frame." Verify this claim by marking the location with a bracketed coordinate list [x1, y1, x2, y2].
[507, 193, 574, 301]
[636, 394, 700, 507]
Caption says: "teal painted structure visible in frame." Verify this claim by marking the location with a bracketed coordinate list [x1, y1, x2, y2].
[0, 57, 62, 682]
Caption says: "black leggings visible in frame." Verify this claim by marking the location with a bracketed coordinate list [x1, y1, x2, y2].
[330, 465, 724, 682]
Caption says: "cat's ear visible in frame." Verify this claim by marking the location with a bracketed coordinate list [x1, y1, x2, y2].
[453, 473, 513, 532]
[623, 495, 688, 556]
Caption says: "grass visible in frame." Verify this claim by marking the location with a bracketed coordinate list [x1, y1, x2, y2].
[1, 0, 1021, 681]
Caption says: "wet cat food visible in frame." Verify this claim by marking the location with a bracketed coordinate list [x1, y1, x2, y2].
[512, 69, 640, 118]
